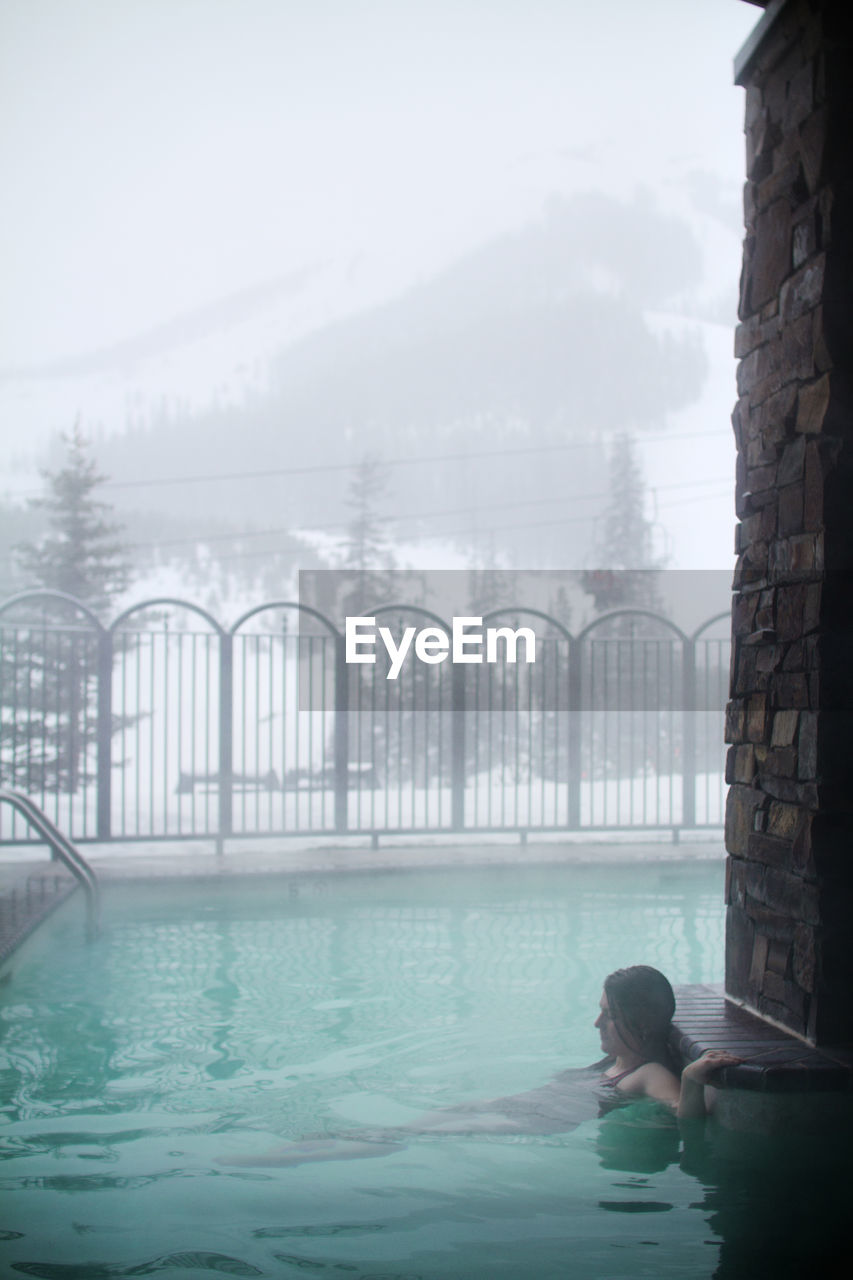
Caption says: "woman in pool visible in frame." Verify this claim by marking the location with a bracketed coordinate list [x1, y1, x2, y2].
[218, 964, 738, 1165]
[593, 964, 739, 1119]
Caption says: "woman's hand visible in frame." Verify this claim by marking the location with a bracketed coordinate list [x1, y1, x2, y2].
[682, 1049, 742, 1085]
[677, 1049, 742, 1120]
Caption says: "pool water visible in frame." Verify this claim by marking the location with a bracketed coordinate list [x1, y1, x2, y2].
[0, 862, 845, 1278]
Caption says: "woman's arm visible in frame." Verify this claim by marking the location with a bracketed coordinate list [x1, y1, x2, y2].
[677, 1049, 741, 1120]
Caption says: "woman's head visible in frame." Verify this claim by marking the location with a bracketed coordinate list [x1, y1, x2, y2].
[600, 966, 675, 1057]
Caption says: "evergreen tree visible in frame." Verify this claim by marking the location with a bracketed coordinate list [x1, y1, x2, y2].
[1, 430, 133, 794]
[582, 432, 666, 613]
[343, 454, 396, 575]
[15, 426, 131, 612]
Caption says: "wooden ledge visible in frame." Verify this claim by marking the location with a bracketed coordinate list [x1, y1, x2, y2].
[671, 984, 853, 1093]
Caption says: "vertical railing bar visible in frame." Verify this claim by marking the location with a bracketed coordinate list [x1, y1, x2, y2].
[682, 635, 696, 832]
[160, 622, 169, 835]
[218, 630, 233, 853]
[281, 625, 289, 833]
[450, 661, 465, 833]
[96, 627, 113, 840]
[568, 635, 581, 830]
[334, 633, 349, 835]
[148, 630, 156, 836]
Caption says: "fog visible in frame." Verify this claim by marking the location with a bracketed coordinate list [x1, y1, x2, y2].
[1, 0, 759, 604]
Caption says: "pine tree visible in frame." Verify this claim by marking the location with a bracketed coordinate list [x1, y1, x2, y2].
[583, 432, 666, 613]
[343, 454, 396, 575]
[16, 426, 131, 612]
[1, 429, 133, 794]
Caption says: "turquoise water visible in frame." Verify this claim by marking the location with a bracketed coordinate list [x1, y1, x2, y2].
[0, 862, 842, 1278]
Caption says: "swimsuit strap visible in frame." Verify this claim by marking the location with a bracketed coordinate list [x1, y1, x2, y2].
[601, 1062, 647, 1088]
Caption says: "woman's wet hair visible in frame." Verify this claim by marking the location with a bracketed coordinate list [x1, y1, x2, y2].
[603, 965, 676, 1054]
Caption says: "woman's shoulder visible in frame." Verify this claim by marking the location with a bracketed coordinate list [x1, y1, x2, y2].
[626, 1060, 681, 1107]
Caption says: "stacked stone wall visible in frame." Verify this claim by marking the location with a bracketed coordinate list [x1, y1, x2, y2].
[727, 0, 853, 1043]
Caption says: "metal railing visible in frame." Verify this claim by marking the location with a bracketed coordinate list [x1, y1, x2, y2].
[0, 591, 730, 847]
[0, 786, 100, 935]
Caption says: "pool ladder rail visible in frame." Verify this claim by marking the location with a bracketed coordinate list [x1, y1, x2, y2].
[0, 788, 100, 939]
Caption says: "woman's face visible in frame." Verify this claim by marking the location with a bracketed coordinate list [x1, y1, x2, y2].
[594, 990, 634, 1059]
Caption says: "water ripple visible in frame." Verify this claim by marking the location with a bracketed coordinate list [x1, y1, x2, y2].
[10, 1251, 263, 1277]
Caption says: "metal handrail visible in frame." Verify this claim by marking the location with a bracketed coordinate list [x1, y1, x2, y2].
[0, 789, 100, 937]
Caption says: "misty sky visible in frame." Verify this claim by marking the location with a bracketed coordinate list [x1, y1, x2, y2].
[1, 0, 761, 573]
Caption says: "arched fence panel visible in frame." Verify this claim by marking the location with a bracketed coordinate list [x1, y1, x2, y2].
[0, 593, 731, 846]
[109, 600, 224, 840]
[463, 611, 572, 832]
[0, 593, 104, 842]
[345, 606, 456, 834]
[229, 604, 340, 838]
[577, 612, 687, 831]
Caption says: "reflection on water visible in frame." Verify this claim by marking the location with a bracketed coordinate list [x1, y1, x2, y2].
[0, 864, 846, 1276]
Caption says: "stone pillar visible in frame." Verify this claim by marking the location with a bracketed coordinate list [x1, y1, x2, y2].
[726, 0, 853, 1045]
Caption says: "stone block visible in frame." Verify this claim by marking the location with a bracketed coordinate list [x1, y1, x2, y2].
[726, 903, 754, 997]
[761, 774, 817, 806]
[744, 83, 762, 129]
[791, 217, 813, 270]
[772, 671, 810, 708]
[732, 591, 759, 637]
[728, 858, 747, 911]
[782, 639, 804, 671]
[791, 812, 817, 879]
[756, 383, 798, 441]
[747, 435, 780, 469]
[737, 346, 761, 398]
[797, 710, 818, 779]
[747, 864, 820, 924]
[767, 937, 791, 975]
[803, 439, 826, 528]
[790, 534, 820, 574]
[747, 692, 768, 740]
[747, 831, 793, 869]
[755, 643, 784, 674]
[784, 62, 815, 132]
[769, 538, 792, 576]
[798, 106, 828, 193]
[778, 437, 804, 496]
[767, 798, 801, 838]
[756, 159, 808, 213]
[759, 972, 806, 1025]
[749, 200, 792, 311]
[755, 590, 776, 629]
[725, 785, 764, 855]
[800, 633, 818, 671]
[731, 394, 748, 449]
[775, 583, 805, 640]
[796, 373, 830, 433]
[780, 255, 825, 322]
[778, 484, 804, 537]
[726, 743, 756, 785]
[764, 745, 798, 777]
[746, 119, 777, 184]
[742, 897, 796, 942]
[750, 931, 769, 985]
[734, 316, 764, 359]
[771, 709, 800, 746]
[793, 923, 817, 992]
[781, 311, 815, 383]
[747, 461, 777, 493]
[725, 698, 747, 746]
[804, 583, 822, 633]
[734, 644, 758, 695]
